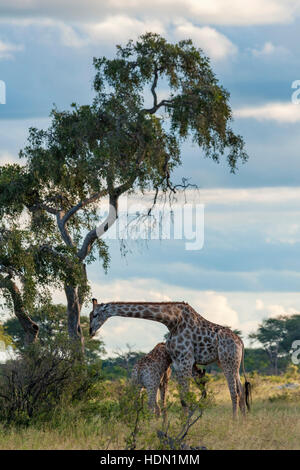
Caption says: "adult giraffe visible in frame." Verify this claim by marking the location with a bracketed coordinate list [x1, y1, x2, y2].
[90, 299, 251, 418]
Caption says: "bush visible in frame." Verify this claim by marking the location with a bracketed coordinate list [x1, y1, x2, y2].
[284, 364, 300, 379]
[0, 337, 102, 426]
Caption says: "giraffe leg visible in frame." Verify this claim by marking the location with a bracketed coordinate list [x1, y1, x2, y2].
[218, 335, 245, 419]
[222, 369, 240, 419]
[237, 375, 246, 417]
[147, 382, 161, 417]
[177, 373, 190, 411]
[173, 361, 194, 413]
[159, 367, 171, 423]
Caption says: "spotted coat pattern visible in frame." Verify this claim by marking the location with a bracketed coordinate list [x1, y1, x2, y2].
[90, 300, 248, 418]
[131, 342, 207, 417]
[131, 342, 172, 417]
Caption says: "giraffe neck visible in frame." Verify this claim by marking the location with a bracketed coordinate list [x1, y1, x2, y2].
[105, 302, 183, 330]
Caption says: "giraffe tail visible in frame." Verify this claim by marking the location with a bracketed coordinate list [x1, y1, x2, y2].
[242, 342, 252, 412]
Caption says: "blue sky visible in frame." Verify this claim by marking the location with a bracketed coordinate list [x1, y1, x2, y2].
[1, 0, 300, 353]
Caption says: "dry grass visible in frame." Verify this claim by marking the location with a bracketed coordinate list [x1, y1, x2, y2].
[0, 372, 299, 450]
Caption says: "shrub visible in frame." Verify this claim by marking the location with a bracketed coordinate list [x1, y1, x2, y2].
[284, 364, 300, 379]
[0, 337, 102, 426]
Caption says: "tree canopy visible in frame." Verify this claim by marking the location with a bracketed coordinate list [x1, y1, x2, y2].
[249, 314, 300, 374]
[0, 33, 248, 348]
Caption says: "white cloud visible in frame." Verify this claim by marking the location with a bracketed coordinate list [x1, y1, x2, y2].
[0, 18, 88, 48]
[266, 304, 298, 317]
[0, 151, 18, 165]
[56, 22, 87, 47]
[173, 23, 237, 60]
[265, 222, 300, 245]
[3, 15, 233, 60]
[256, 299, 264, 310]
[200, 186, 300, 205]
[118, 186, 300, 207]
[0, 39, 23, 59]
[82, 16, 165, 44]
[234, 102, 300, 123]
[0, 0, 300, 25]
[254, 298, 298, 318]
[1, 16, 165, 49]
[251, 41, 289, 57]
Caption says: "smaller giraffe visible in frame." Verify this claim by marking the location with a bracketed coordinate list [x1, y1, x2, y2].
[131, 342, 172, 418]
[131, 343, 207, 418]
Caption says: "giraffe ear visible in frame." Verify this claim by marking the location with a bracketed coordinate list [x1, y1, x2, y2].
[92, 298, 98, 310]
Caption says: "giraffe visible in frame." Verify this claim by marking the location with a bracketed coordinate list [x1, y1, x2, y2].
[89, 299, 251, 418]
[131, 342, 207, 419]
[131, 342, 172, 418]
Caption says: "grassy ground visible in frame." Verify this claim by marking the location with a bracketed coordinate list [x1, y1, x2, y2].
[0, 371, 299, 450]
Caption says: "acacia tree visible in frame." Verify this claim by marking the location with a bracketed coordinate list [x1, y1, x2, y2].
[249, 316, 288, 375]
[249, 314, 300, 374]
[1, 33, 248, 347]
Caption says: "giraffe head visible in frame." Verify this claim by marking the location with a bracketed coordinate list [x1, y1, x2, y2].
[89, 298, 109, 337]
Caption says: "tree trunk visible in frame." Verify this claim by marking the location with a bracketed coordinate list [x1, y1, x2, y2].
[273, 344, 279, 375]
[267, 346, 279, 375]
[64, 262, 88, 351]
[2, 277, 39, 346]
[274, 354, 278, 375]
[65, 284, 84, 351]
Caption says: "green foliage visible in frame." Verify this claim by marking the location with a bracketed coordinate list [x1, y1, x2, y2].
[0, 324, 13, 349]
[249, 314, 300, 373]
[3, 303, 105, 361]
[0, 226, 45, 311]
[243, 348, 271, 374]
[0, 165, 32, 218]
[249, 316, 288, 349]
[100, 350, 144, 379]
[3, 33, 247, 275]
[285, 363, 300, 378]
[268, 388, 300, 403]
[0, 337, 103, 426]
[94, 33, 247, 173]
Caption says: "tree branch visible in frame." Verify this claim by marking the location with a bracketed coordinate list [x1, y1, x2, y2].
[57, 190, 108, 249]
[28, 202, 59, 215]
[76, 173, 138, 262]
[38, 244, 73, 268]
[143, 99, 174, 115]
[0, 265, 14, 279]
[61, 190, 108, 227]
[0, 274, 39, 345]
[57, 211, 75, 248]
[142, 66, 174, 115]
[77, 192, 119, 261]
